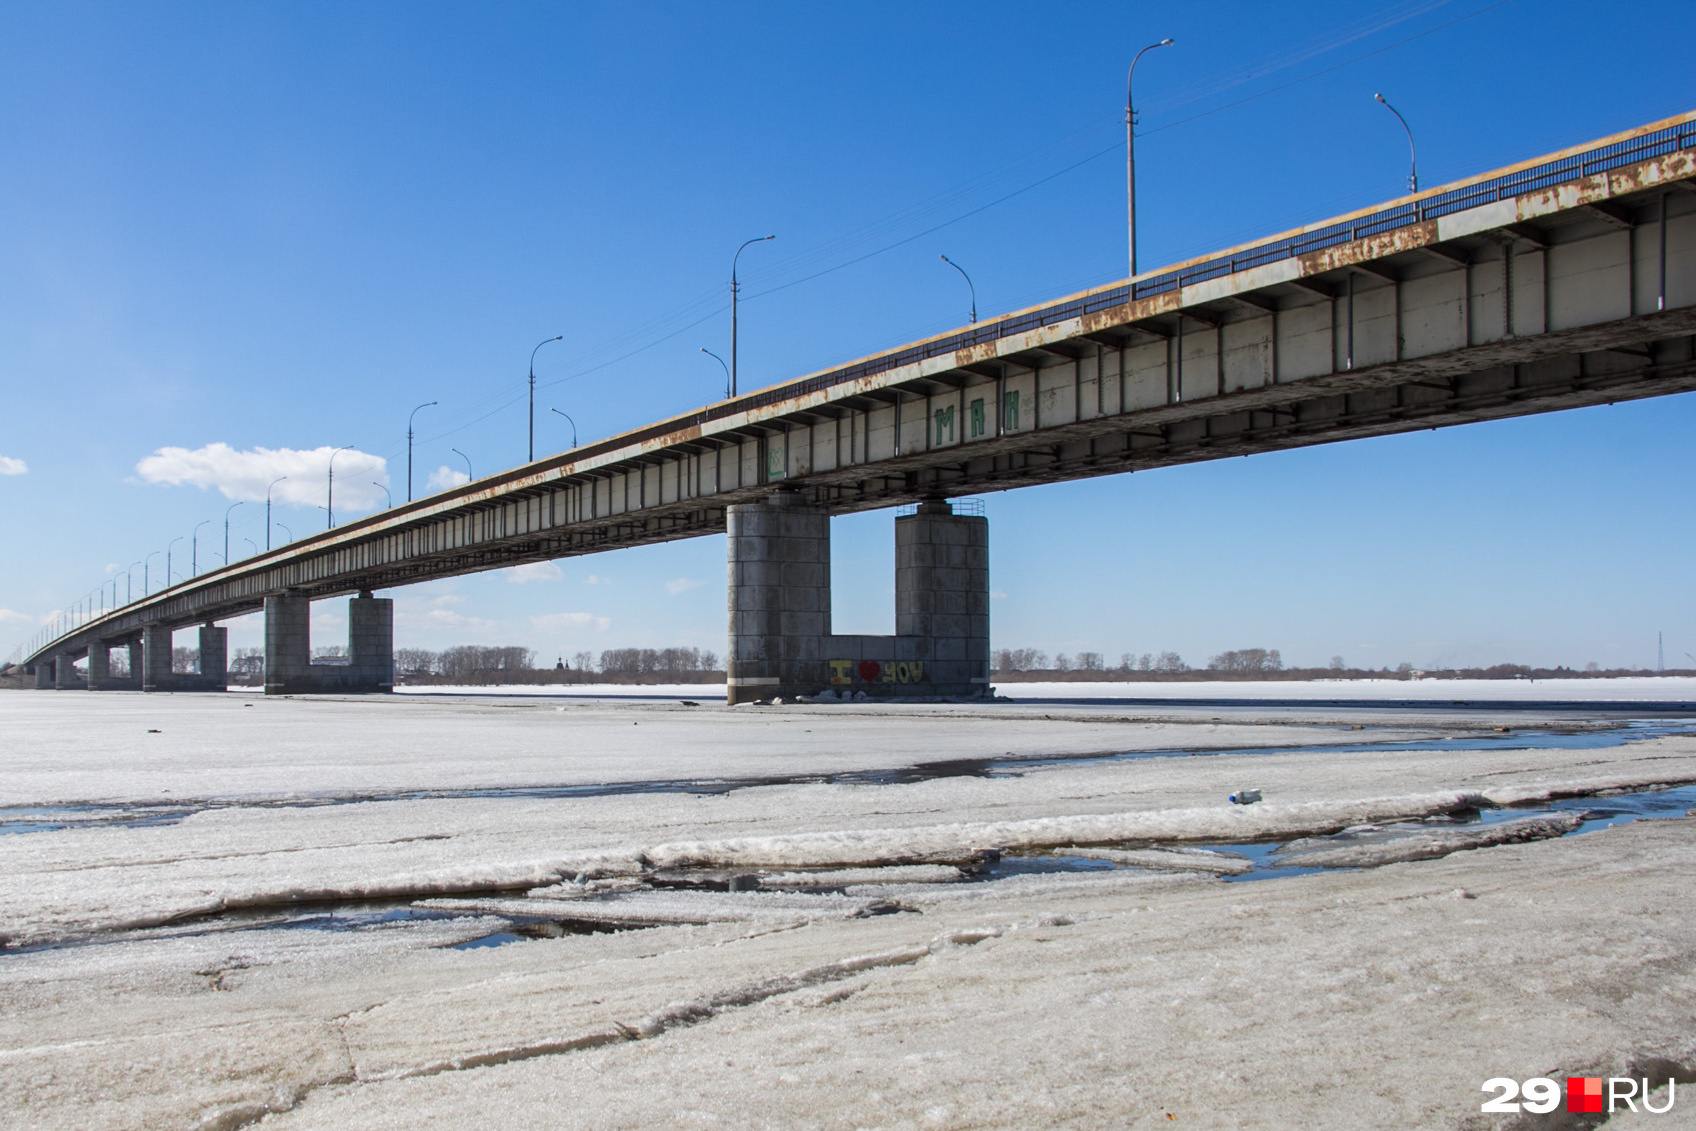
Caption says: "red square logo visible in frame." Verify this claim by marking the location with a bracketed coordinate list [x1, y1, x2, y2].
[1567, 1077, 1604, 1114]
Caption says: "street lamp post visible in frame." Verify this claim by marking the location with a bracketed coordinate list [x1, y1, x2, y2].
[407, 402, 436, 503]
[529, 337, 563, 463]
[266, 476, 287, 552]
[126, 561, 140, 604]
[1374, 93, 1418, 193]
[374, 482, 391, 508]
[276, 523, 293, 544]
[192, 520, 211, 575]
[939, 255, 977, 323]
[327, 445, 353, 529]
[548, 407, 577, 448]
[1126, 37, 1175, 279]
[700, 348, 731, 400]
[731, 235, 776, 398]
[166, 537, 183, 589]
[224, 500, 244, 562]
[451, 448, 472, 482]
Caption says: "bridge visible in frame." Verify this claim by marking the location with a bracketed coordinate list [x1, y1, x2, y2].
[19, 110, 1696, 702]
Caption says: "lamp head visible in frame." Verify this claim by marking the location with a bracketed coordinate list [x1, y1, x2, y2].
[1159, 37, 1174, 45]
[1374, 92, 1387, 104]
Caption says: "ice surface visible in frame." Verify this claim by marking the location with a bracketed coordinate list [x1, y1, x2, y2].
[2, 691, 1695, 1129]
[1063, 845, 1254, 874]
[1271, 813, 1585, 869]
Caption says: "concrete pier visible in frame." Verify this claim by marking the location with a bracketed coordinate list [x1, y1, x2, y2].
[264, 590, 394, 695]
[86, 638, 144, 691]
[725, 494, 990, 704]
[141, 624, 171, 693]
[54, 652, 84, 690]
[137, 623, 228, 692]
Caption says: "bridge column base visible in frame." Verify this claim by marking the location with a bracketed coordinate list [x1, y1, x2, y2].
[724, 493, 992, 704]
[34, 661, 54, 689]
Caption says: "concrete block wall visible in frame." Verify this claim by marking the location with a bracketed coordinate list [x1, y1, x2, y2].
[725, 494, 991, 703]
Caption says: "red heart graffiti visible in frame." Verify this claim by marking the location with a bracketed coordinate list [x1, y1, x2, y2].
[857, 661, 881, 681]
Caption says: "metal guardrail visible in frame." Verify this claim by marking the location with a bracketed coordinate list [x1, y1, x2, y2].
[706, 117, 1696, 420]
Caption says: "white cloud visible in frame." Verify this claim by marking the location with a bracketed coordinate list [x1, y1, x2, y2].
[134, 443, 389, 511]
[0, 608, 32, 624]
[0, 456, 26, 476]
[532, 612, 612, 632]
[508, 562, 563, 584]
[665, 578, 706, 596]
[584, 574, 612, 585]
[426, 609, 499, 630]
[427, 465, 470, 490]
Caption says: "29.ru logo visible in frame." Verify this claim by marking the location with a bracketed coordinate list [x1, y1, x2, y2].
[1481, 1076, 1676, 1114]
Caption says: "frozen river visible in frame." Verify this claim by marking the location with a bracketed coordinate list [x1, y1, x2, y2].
[2, 688, 1693, 1128]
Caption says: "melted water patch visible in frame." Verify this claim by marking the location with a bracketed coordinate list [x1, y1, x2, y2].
[987, 782, 1696, 884]
[5, 721, 1690, 836]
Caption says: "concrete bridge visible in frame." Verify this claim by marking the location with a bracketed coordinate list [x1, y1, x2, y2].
[21, 111, 1696, 702]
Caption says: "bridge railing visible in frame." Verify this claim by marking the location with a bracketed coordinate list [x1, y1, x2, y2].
[706, 114, 1696, 422]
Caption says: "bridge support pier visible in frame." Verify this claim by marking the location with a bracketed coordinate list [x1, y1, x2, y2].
[53, 652, 85, 690]
[141, 624, 171, 692]
[264, 590, 393, 695]
[725, 493, 990, 704]
[33, 660, 54, 689]
[87, 637, 143, 691]
[138, 624, 226, 692]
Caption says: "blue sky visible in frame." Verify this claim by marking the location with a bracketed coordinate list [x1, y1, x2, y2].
[3, 0, 1694, 670]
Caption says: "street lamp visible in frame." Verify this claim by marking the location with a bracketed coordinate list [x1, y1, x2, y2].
[451, 448, 472, 482]
[700, 348, 731, 400]
[548, 407, 577, 448]
[192, 519, 211, 575]
[529, 337, 563, 463]
[407, 402, 436, 503]
[243, 537, 258, 557]
[276, 523, 293, 544]
[1126, 37, 1175, 278]
[731, 235, 776, 398]
[327, 445, 353, 529]
[224, 500, 244, 562]
[1374, 93, 1418, 193]
[126, 561, 140, 604]
[267, 476, 287, 551]
[166, 537, 183, 590]
[939, 255, 977, 323]
[145, 551, 160, 595]
[374, 482, 391, 508]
